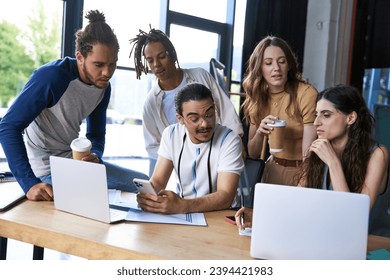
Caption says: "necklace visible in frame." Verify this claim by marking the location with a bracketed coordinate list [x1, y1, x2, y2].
[270, 91, 287, 116]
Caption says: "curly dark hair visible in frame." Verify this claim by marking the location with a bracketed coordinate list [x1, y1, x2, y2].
[241, 36, 307, 126]
[298, 85, 376, 193]
[75, 10, 119, 57]
[129, 27, 179, 79]
[175, 83, 214, 116]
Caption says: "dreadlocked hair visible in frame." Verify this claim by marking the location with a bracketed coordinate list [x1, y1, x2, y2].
[75, 10, 119, 57]
[129, 27, 179, 80]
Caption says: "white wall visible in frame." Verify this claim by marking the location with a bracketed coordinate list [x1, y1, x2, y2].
[303, 0, 355, 91]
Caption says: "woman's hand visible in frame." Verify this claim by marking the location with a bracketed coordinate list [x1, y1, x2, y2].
[234, 207, 253, 231]
[309, 138, 337, 166]
[256, 115, 278, 136]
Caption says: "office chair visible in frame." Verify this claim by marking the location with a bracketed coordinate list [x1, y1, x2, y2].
[231, 157, 265, 209]
[209, 58, 229, 96]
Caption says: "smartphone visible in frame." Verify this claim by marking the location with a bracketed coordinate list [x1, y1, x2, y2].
[224, 215, 237, 225]
[133, 178, 157, 195]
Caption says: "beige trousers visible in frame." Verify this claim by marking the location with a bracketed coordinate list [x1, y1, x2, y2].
[261, 156, 300, 186]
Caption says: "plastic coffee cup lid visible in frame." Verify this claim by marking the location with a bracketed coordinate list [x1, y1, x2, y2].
[70, 137, 92, 152]
[268, 120, 286, 127]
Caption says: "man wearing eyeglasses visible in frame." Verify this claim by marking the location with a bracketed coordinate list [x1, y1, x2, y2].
[129, 28, 244, 177]
[136, 83, 244, 214]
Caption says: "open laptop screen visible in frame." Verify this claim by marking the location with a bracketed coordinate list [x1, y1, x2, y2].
[250, 183, 370, 260]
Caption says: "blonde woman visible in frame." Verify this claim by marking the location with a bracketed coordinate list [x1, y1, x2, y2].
[241, 36, 318, 186]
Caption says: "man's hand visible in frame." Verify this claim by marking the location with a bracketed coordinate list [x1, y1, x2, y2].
[26, 182, 53, 201]
[136, 190, 186, 214]
[81, 153, 100, 163]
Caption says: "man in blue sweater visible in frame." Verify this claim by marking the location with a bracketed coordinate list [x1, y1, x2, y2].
[0, 10, 148, 201]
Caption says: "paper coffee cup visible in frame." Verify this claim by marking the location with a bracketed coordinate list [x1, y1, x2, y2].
[70, 137, 92, 160]
[268, 120, 286, 153]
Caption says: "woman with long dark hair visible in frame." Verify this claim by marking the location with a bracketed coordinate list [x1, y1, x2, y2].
[298, 85, 388, 209]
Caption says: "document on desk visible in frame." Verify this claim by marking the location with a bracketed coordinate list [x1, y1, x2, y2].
[109, 190, 207, 226]
[239, 228, 252, 236]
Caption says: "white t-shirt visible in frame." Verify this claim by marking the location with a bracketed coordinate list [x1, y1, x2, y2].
[161, 77, 187, 125]
[158, 123, 244, 198]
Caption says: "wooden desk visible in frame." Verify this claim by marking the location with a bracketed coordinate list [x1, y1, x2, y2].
[0, 200, 250, 259]
[0, 200, 389, 260]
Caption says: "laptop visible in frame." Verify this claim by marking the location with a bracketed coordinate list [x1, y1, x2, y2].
[50, 156, 128, 223]
[0, 182, 26, 211]
[250, 183, 370, 260]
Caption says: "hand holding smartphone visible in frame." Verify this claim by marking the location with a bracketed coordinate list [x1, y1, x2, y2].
[133, 178, 157, 195]
[224, 215, 237, 225]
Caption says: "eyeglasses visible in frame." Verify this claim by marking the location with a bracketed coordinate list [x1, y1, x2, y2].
[182, 111, 216, 125]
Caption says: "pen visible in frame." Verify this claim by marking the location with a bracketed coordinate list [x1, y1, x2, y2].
[240, 194, 245, 229]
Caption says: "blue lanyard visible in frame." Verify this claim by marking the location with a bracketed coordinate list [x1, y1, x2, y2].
[177, 133, 214, 198]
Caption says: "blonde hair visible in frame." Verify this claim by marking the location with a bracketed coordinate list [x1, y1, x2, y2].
[241, 36, 305, 126]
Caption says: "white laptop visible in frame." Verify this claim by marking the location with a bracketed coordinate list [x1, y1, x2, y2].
[0, 182, 26, 211]
[50, 156, 128, 223]
[250, 183, 370, 260]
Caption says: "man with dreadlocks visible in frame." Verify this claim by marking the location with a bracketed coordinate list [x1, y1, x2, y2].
[0, 10, 149, 201]
[129, 28, 244, 175]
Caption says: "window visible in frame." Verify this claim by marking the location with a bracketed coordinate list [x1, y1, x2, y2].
[170, 0, 228, 23]
[169, 25, 219, 70]
[82, 0, 163, 162]
[83, 0, 162, 68]
[0, 0, 247, 170]
[231, 0, 246, 88]
[83, 0, 163, 121]
[166, 0, 246, 111]
[82, 0, 246, 158]
[0, 0, 63, 170]
[167, 0, 246, 90]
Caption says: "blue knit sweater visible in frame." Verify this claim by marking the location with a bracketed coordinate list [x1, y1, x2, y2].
[0, 57, 110, 192]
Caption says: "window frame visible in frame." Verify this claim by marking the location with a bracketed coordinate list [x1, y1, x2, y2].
[62, 0, 237, 89]
[165, 0, 235, 88]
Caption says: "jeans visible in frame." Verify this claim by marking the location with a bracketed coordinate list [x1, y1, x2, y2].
[103, 160, 149, 192]
[148, 158, 157, 177]
[40, 160, 149, 193]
